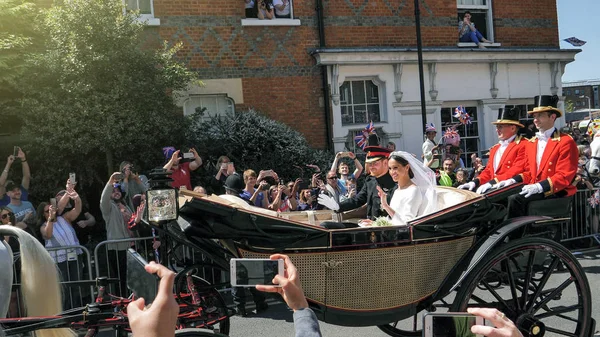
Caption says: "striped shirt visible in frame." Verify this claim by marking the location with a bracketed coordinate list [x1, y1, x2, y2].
[43, 216, 82, 263]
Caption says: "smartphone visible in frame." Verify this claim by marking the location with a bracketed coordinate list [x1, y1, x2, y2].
[127, 249, 159, 304]
[50, 198, 57, 208]
[183, 152, 194, 159]
[230, 258, 284, 287]
[114, 173, 123, 181]
[13, 146, 19, 157]
[69, 172, 77, 185]
[423, 313, 485, 337]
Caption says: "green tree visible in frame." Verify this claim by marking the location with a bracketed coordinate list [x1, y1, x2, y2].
[186, 109, 331, 194]
[564, 99, 574, 113]
[0, 0, 46, 128]
[18, 0, 198, 198]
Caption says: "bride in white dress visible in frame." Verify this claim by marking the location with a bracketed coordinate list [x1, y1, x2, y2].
[377, 151, 438, 226]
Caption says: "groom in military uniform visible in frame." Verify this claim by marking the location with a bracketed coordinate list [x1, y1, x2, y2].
[338, 144, 395, 220]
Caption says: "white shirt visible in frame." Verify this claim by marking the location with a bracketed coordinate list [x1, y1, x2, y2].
[272, 0, 290, 15]
[493, 134, 516, 172]
[536, 128, 555, 169]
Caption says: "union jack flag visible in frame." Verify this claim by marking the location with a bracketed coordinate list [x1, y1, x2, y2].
[453, 106, 472, 125]
[563, 37, 586, 47]
[354, 121, 374, 150]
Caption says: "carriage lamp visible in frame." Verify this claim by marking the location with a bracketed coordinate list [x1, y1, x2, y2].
[145, 168, 179, 222]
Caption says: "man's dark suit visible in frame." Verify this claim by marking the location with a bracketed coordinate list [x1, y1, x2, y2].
[338, 173, 396, 220]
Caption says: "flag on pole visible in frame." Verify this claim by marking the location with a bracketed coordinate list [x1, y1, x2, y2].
[354, 121, 375, 150]
[563, 37, 586, 47]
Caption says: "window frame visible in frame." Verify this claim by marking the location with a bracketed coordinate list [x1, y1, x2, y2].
[123, 0, 160, 26]
[182, 94, 235, 119]
[339, 77, 387, 126]
[241, 0, 300, 26]
[457, 0, 494, 42]
[440, 105, 480, 167]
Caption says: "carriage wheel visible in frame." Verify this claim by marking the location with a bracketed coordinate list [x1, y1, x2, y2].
[452, 237, 592, 337]
[174, 265, 230, 336]
[174, 328, 229, 337]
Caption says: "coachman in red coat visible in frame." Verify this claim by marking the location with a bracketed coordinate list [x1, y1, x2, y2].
[458, 107, 527, 194]
[495, 95, 578, 217]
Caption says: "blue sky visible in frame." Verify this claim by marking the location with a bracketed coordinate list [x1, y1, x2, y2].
[557, 0, 600, 82]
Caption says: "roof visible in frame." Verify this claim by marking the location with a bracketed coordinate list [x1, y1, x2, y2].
[562, 79, 600, 87]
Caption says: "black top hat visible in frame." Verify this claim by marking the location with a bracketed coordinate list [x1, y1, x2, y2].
[367, 134, 380, 147]
[492, 107, 524, 128]
[224, 173, 245, 195]
[528, 95, 562, 117]
[364, 146, 391, 163]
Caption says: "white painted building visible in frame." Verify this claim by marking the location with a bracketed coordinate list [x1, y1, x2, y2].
[312, 48, 579, 165]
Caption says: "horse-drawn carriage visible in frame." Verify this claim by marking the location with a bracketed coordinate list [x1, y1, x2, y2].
[0, 181, 596, 337]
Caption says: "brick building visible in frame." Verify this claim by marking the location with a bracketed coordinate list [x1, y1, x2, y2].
[137, 0, 579, 165]
[562, 79, 600, 112]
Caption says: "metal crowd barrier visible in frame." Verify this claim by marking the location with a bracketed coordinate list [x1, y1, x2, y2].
[94, 236, 227, 297]
[563, 187, 600, 246]
[9, 245, 94, 318]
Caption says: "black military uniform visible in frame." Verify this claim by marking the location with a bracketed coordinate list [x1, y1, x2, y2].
[338, 145, 395, 220]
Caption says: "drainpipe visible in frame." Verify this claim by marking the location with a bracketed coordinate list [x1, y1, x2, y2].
[316, 0, 333, 150]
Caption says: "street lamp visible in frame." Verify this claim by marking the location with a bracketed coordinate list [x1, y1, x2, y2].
[145, 168, 178, 222]
[579, 95, 591, 120]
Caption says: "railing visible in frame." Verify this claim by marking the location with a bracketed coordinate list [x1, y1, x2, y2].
[564, 187, 600, 246]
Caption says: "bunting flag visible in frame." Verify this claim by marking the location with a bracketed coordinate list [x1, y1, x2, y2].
[563, 37, 586, 47]
[354, 121, 375, 150]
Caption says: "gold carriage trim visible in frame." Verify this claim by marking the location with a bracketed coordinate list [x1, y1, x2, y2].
[240, 236, 474, 311]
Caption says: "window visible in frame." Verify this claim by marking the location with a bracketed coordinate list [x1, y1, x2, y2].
[565, 89, 571, 96]
[124, 0, 159, 25]
[575, 89, 580, 95]
[505, 103, 536, 127]
[340, 80, 384, 126]
[241, 0, 301, 26]
[441, 106, 479, 167]
[183, 95, 235, 120]
[457, 0, 493, 41]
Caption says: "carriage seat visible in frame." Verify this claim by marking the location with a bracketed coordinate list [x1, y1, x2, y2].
[434, 186, 480, 210]
[209, 194, 280, 217]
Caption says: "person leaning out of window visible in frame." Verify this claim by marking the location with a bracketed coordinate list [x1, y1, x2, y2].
[256, 0, 274, 19]
[273, 0, 290, 18]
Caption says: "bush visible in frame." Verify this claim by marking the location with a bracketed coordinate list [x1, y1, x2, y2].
[186, 109, 331, 193]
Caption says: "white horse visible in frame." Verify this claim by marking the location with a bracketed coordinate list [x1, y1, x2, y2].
[0, 226, 76, 337]
[589, 131, 600, 176]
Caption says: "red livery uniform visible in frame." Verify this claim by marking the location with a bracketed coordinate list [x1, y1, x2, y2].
[473, 135, 527, 188]
[513, 129, 578, 197]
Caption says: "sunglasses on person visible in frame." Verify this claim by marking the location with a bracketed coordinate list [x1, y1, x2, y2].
[1, 213, 13, 220]
[327, 176, 338, 180]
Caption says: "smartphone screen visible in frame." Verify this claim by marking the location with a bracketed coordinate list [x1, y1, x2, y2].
[13, 146, 19, 157]
[230, 258, 283, 287]
[126, 249, 159, 304]
[69, 172, 77, 185]
[183, 152, 194, 159]
[424, 313, 484, 337]
[50, 198, 57, 208]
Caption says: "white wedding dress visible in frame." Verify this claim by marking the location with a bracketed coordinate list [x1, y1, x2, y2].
[388, 184, 422, 226]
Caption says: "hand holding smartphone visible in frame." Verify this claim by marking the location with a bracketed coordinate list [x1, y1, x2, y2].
[423, 313, 485, 337]
[230, 258, 284, 287]
[127, 249, 159, 304]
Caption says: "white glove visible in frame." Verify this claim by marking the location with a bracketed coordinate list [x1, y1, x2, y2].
[519, 183, 543, 198]
[318, 194, 340, 211]
[495, 178, 516, 189]
[457, 182, 476, 191]
[475, 182, 493, 194]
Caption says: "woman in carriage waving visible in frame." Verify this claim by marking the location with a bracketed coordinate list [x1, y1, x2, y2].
[377, 151, 438, 226]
